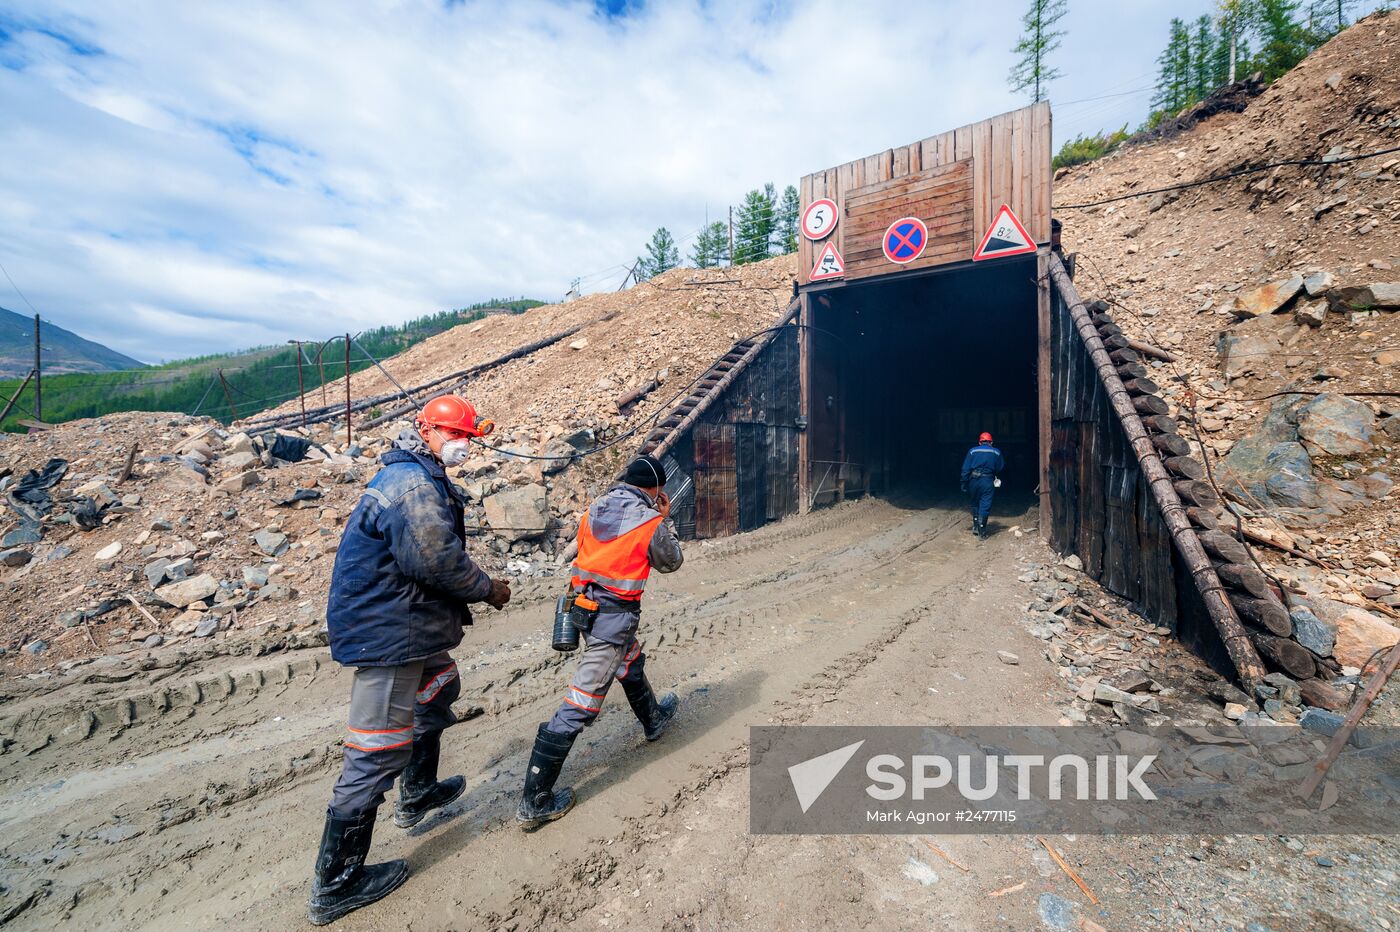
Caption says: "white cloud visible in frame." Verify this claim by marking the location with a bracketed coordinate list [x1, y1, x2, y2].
[0, 0, 1219, 362]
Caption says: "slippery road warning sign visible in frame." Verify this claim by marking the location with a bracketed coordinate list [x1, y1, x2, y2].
[801, 199, 839, 241]
[973, 205, 1036, 261]
[882, 217, 927, 264]
[809, 242, 845, 281]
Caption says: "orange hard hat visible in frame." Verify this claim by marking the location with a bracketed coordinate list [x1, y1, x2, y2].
[418, 395, 493, 437]
[979, 431, 993, 443]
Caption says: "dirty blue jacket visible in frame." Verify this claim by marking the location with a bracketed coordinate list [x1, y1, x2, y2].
[327, 444, 493, 667]
[960, 444, 1004, 484]
[574, 482, 683, 646]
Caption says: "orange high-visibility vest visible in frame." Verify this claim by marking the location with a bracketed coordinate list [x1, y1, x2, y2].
[570, 511, 662, 599]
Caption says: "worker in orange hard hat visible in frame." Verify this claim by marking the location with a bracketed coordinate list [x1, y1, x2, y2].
[310, 393, 508, 925]
[960, 431, 1004, 540]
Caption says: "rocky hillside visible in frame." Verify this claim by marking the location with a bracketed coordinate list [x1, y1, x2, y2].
[0, 258, 795, 673]
[1056, 11, 1400, 689]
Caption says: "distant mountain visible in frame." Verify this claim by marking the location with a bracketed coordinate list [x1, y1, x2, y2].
[0, 306, 145, 378]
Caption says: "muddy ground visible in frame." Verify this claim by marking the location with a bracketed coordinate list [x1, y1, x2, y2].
[1, 497, 1396, 930]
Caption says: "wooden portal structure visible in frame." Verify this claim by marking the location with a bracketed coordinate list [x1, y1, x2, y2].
[636, 102, 1339, 690]
[795, 102, 1052, 287]
[643, 102, 1057, 534]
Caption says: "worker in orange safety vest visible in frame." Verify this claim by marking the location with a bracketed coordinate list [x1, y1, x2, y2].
[516, 453, 684, 828]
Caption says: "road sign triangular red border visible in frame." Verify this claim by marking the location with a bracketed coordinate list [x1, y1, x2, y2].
[973, 205, 1037, 261]
[809, 241, 845, 281]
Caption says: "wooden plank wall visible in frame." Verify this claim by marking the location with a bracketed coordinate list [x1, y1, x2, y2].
[1048, 287, 1234, 675]
[670, 327, 802, 540]
[797, 102, 1051, 286]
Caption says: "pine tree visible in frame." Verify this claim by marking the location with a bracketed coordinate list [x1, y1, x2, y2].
[1254, 0, 1311, 81]
[691, 221, 729, 269]
[1151, 18, 1193, 117]
[775, 185, 800, 254]
[1307, 0, 1356, 35]
[1215, 0, 1255, 83]
[1008, 0, 1068, 102]
[1190, 15, 1217, 101]
[637, 227, 680, 280]
[733, 185, 777, 265]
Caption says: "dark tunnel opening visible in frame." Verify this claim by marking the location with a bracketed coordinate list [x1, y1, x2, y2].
[807, 257, 1041, 512]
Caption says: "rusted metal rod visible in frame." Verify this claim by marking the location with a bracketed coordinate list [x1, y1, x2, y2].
[217, 368, 239, 421]
[344, 333, 352, 447]
[291, 340, 307, 426]
[1296, 638, 1400, 800]
[1049, 254, 1266, 689]
[0, 369, 35, 424]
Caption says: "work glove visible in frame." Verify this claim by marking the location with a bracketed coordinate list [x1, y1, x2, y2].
[960, 483, 967, 493]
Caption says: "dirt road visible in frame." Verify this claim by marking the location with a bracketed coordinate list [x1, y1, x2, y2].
[5, 497, 1391, 930]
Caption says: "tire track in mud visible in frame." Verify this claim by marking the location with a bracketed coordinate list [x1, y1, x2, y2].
[489, 507, 989, 930]
[0, 499, 990, 930]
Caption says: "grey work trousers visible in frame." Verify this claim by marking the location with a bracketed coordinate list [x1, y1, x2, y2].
[327, 651, 460, 818]
[545, 613, 649, 738]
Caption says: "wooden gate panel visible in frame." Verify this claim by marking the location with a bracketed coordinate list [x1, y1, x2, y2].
[693, 423, 737, 539]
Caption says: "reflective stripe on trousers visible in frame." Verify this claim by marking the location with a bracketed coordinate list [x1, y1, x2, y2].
[327, 651, 461, 818]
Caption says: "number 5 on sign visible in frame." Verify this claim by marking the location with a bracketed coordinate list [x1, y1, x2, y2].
[973, 205, 1037, 261]
[801, 198, 839, 241]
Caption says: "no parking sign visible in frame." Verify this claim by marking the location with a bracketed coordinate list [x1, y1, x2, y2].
[882, 217, 927, 264]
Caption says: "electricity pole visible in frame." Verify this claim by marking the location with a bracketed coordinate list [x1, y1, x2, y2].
[32, 314, 41, 422]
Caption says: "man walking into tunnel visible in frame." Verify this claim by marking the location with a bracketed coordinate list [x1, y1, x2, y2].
[517, 453, 685, 829]
[960, 431, 1004, 540]
[308, 394, 512, 926]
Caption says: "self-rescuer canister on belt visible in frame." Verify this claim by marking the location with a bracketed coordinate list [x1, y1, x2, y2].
[570, 511, 663, 599]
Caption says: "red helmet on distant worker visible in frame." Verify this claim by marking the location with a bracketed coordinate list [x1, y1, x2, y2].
[418, 394, 493, 437]
[979, 431, 993, 444]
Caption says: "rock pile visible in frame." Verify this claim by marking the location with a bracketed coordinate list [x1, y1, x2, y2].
[1, 257, 798, 674]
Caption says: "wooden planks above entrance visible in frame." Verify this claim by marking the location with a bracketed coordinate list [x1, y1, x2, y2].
[797, 102, 1051, 287]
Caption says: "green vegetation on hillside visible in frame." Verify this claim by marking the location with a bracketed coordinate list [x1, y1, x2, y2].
[1053, 125, 1129, 169]
[0, 298, 543, 432]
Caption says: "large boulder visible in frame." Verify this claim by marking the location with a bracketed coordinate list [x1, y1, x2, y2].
[1331, 282, 1400, 311]
[538, 439, 579, 476]
[220, 451, 259, 472]
[1296, 394, 1375, 456]
[1333, 608, 1400, 669]
[1230, 273, 1303, 319]
[1216, 322, 1285, 379]
[1218, 438, 1318, 508]
[482, 484, 549, 542]
[155, 573, 219, 608]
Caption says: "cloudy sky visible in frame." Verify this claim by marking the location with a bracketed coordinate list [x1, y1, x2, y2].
[2, 0, 1228, 362]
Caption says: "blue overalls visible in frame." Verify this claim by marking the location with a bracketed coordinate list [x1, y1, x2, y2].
[960, 443, 1004, 529]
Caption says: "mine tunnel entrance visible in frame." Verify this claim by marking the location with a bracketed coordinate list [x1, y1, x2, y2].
[806, 257, 1042, 510]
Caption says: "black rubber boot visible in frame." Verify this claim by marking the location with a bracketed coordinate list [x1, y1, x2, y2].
[978, 518, 990, 540]
[307, 809, 408, 926]
[623, 680, 680, 741]
[393, 731, 466, 828]
[516, 724, 576, 830]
